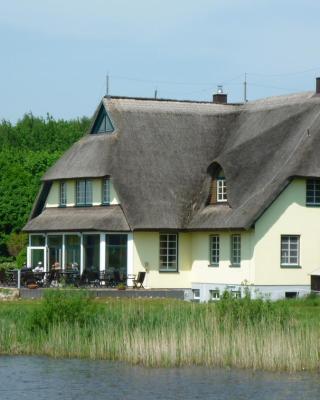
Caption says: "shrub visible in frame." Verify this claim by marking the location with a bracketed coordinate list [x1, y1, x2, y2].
[27, 290, 97, 333]
[6, 232, 27, 258]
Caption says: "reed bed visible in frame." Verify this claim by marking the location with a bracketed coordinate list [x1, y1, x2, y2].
[0, 290, 319, 371]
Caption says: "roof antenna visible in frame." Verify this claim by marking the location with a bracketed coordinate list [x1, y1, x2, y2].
[244, 72, 248, 103]
[106, 73, 110, 96]
[154, 88, 158, 99]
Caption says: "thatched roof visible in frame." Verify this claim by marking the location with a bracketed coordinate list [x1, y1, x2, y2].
[26, 91, 320, 231]
[24, 206, 130, 232]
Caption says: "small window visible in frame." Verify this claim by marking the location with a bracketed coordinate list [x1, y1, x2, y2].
[159, 233, 178, 272]
[281, 235, 300, 266]
[102, 178, 110, 205]
[306, 179, 320, 206]
[231, 290, 241, 299]
[76, 180, 92, 206]
[217, 178, 227, 202]
[285, 292, 298, 299]
[231, 234, 241, 266]
[192, 289, 200, 301]
[209, 235, 220, 265]
[209, 289, 220, 300]
[59, 181, 67, 207]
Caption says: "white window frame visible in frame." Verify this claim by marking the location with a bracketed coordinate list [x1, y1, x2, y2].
[209, 235, 220, 265]
[231, 234, 241, 266]
[159, 233, 178, 272]
[59, 181, 67, 206]
[306, 179, 320, 206]
[217, 178, 227, 202]
[281, 235, 300, 266]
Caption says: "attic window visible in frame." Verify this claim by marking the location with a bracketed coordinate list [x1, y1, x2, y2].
[217, 178, 227, 202]
[91, 106, 114, 134]
[208, 167, 228, 205]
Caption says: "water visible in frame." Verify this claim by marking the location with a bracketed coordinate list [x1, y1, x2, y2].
[0, 356, 319, 400]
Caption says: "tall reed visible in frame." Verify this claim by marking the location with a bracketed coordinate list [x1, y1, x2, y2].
[0, 290, 319, 371]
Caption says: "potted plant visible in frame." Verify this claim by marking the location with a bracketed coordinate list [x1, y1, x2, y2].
[117, 283, 126, 291]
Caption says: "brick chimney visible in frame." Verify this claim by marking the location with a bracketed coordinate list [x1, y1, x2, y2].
[213, 85, 228, 104]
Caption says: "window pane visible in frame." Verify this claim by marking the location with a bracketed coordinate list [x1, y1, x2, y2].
[231, 234, 241, 264]
[102, 178, 110, 204]
[159, 234, 177, 271]
[281, 235, 299, 265]
[48, 235, 63, 269]
[86, 180, 92, 204]
[76, 181, 86, 205]
[31, 249, 44, 269]
[210, 235, 220, 264]
[30, 235, 45, 246]
[83, 234, 100, 273]
[65, 235, 80, 269]
[306, 179, 320, 205]
[60, 182, 67, 206]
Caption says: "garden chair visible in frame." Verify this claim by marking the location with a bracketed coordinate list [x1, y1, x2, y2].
[132, 271, 146, 289]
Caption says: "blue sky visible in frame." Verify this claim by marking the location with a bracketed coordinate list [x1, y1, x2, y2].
[1, 0, 320, 122]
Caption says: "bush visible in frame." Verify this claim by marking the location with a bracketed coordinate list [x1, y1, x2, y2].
[15, 247, 27, 268]
[215, 291, 290, 326]
[6, 232, 28, 257]
[0, 261, 16, 271]
[27, 290, 97, 333]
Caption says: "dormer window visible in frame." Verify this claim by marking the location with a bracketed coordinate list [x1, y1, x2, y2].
[207, 165, 228, 205]
[217, 177, 227, 202]
[91, 106, 114, 134]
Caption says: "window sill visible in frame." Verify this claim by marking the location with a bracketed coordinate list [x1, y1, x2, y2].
[75, 204, 93, 207]
[208, 263, 219, 268]
[58, 205, 67, 208]
[229, 264, 241, 268]
[280, 264, 302, 269]
[306, 204, 320, 207]
[101, 203, 110, 206]
[159, 270, 179, 273]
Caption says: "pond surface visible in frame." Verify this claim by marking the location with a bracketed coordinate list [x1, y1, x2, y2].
[0, 356, 319, 400]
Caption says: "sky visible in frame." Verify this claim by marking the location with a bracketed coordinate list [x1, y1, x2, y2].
[1, 0, 320, 122]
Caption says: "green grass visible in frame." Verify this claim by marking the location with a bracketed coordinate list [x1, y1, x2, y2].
[0, 290, 319, 371]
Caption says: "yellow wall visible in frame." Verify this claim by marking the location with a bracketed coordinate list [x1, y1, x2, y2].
[190, 231, 254, 285]
[45, 178, 120, 207]
[133, 232, 191, 288]
[253, 178, 320, 285]
[133, 231, 254, 288]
